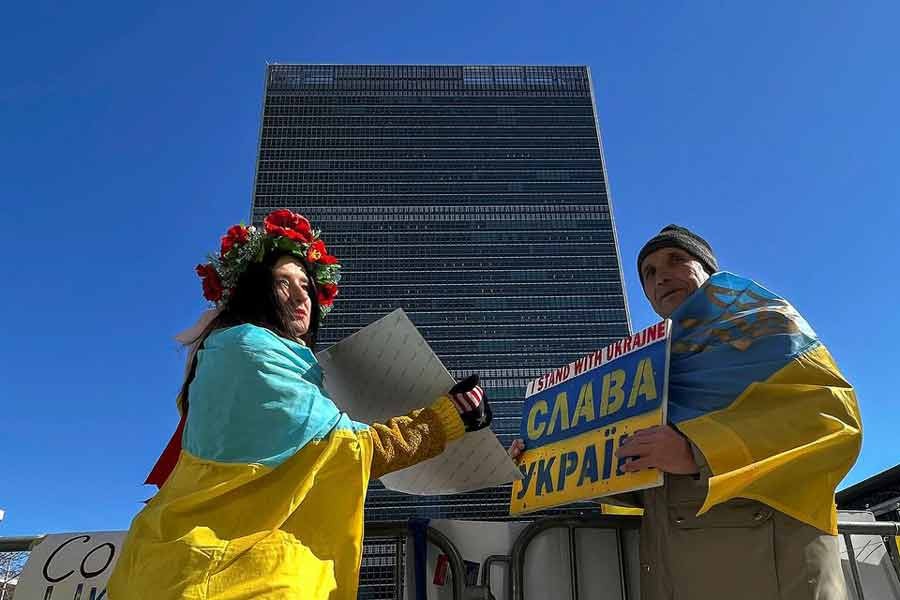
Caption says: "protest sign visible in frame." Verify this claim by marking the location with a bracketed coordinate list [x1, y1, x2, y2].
[15, 531, 126, 600]
[510, 321, 671, 514]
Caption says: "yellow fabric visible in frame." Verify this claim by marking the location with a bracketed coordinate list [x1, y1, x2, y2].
[677, 344, 862, 534]
[430, 396, 466, 443]
[368, 396, 465, 479]
[108, 427, 373, 599]
[599, 503, 645, 516]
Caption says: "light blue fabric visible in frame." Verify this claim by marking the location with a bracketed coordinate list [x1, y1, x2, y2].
[668, 272, 820, 424]
[184, 324, 367, 467]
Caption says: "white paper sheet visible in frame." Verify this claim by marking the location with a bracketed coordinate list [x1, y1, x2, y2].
[316, 309, 522, 494]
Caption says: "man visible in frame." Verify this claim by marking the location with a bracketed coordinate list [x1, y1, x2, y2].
[616, 224, 862, 599]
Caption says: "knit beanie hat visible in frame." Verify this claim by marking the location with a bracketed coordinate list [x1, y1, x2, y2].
[637, 224, 718, 283]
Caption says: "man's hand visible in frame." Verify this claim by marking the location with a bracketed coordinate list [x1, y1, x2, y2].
[508, 439, 525, 463]
[616, 425, 698, 474]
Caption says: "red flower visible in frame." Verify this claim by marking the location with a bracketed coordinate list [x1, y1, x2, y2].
[306, 239, 338, 264]
[264, 209, 312, 243]
[196, 263, 224, 302]
[317, 282, 339, 307]
[220, 224, 250, 256]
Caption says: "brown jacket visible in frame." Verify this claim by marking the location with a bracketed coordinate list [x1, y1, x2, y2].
[636, 449, 847, 600]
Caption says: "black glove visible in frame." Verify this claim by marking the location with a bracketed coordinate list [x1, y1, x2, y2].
[448, 374, 492, 432]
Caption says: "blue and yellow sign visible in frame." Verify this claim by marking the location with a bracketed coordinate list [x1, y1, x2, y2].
[510, 321, 671, 514]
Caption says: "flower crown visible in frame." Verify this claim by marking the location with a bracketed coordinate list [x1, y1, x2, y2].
[195, 209, 341, 318]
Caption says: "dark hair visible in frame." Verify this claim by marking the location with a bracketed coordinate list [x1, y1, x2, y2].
[213, 252, 321, 349]
[176, 253, 321, 413]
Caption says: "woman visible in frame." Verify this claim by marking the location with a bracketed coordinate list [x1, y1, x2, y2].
[108, 209, 491, 600]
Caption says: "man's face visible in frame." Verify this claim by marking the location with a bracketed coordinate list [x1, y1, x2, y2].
[640, 248, 710, 318]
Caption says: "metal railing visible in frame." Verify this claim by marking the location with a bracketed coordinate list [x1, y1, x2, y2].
[6, 518, 898, 600]
[0, 522, 474, 600]
[0, 537, 43, 552]
[839, 521, 900, 600]
[505, 516, 900, 600]
[507, 513, 641, 600]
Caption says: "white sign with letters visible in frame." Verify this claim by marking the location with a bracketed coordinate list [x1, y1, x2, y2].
[15, 531, 126, 600]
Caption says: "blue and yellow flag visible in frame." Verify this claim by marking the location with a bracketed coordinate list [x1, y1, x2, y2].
[109, 324, 375, 600]
[669, 272, 862, 534]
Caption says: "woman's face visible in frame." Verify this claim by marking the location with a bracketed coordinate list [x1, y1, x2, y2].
[272, 256, 312, 336]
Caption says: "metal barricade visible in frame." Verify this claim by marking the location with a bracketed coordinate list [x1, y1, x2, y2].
[506, 516, 900, 600]
[0, 537, 42, 552]
[366, 521, 467, 600]
[0, 522, 469, 600]
[839, 520, 900, 600]
[508, 513, 641, 600]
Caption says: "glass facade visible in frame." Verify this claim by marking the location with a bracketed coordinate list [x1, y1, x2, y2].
[251, 64, 630, 597]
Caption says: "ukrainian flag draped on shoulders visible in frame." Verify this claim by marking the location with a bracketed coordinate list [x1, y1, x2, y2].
[669, 272, 862, 534]
[108, 324, 375, 600]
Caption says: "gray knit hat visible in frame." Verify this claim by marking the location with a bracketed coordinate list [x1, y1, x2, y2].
[637, 225, 718, 283]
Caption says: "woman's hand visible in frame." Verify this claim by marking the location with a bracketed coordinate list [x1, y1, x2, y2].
[448, 374, 492, 432]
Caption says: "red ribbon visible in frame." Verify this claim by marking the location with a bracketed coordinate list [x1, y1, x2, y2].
[144, 412, 187, 488]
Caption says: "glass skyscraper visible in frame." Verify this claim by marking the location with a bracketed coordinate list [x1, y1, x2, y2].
[250, 64, 630, 598]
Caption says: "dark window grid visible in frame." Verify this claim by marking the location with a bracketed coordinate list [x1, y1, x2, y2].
[253, 201, 608, 213]
[261, 129, 598, 139]
[334, 259, 622, 271]
[267, 87, 590, 98]
[259, 138, 599, 148]
[257, 150, 602, 161]
[256, 158, 603, 169]
[328, 291, 627, 300]
[257, 155, 602, 165]
[269, 64, 585, 76]
[269, 71, 587, 85]
[329, 297, 627, 311]
[256, 167, 604, 177]
[337, 266, 620, 279]
[261, 126, 597, 136]
[328, 230, 615, 243]
[437, 346, 632, 358]
[278, 203, 610, 213]
[337, 283, 623, 295]
[254, 198, 610, 210]
[255, 183, 606, 194]
[278, 203, 612, 216]
[328, 241, 616, 252]
[263, 105, 597, 117]
[253, 191, 607, 199]
[310, 218, 615, 230]
[262, 116, 597, 127]
[256, 184, 607, 193]
[328, 308, 628, 323]
[318, 226, 616, 237]
[334, 298, 625, 310]
[343, 267, 621, 282]
[257, 160, 604, 171]
[256, 192, 608, 202]
[326, 324, 630, 341]
[257, 165, 604, 175]
[336, 263, 621, 275]
[305, 220, 614, 230]
[265, 94, 593, 106]
[259, 127, 598, 136]
[436, 354, 628, 368]
[308, 217, 614, 228]
[256, 172, 604, 184]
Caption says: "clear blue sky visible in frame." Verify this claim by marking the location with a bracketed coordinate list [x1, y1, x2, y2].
[1, 1, 897, 536]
